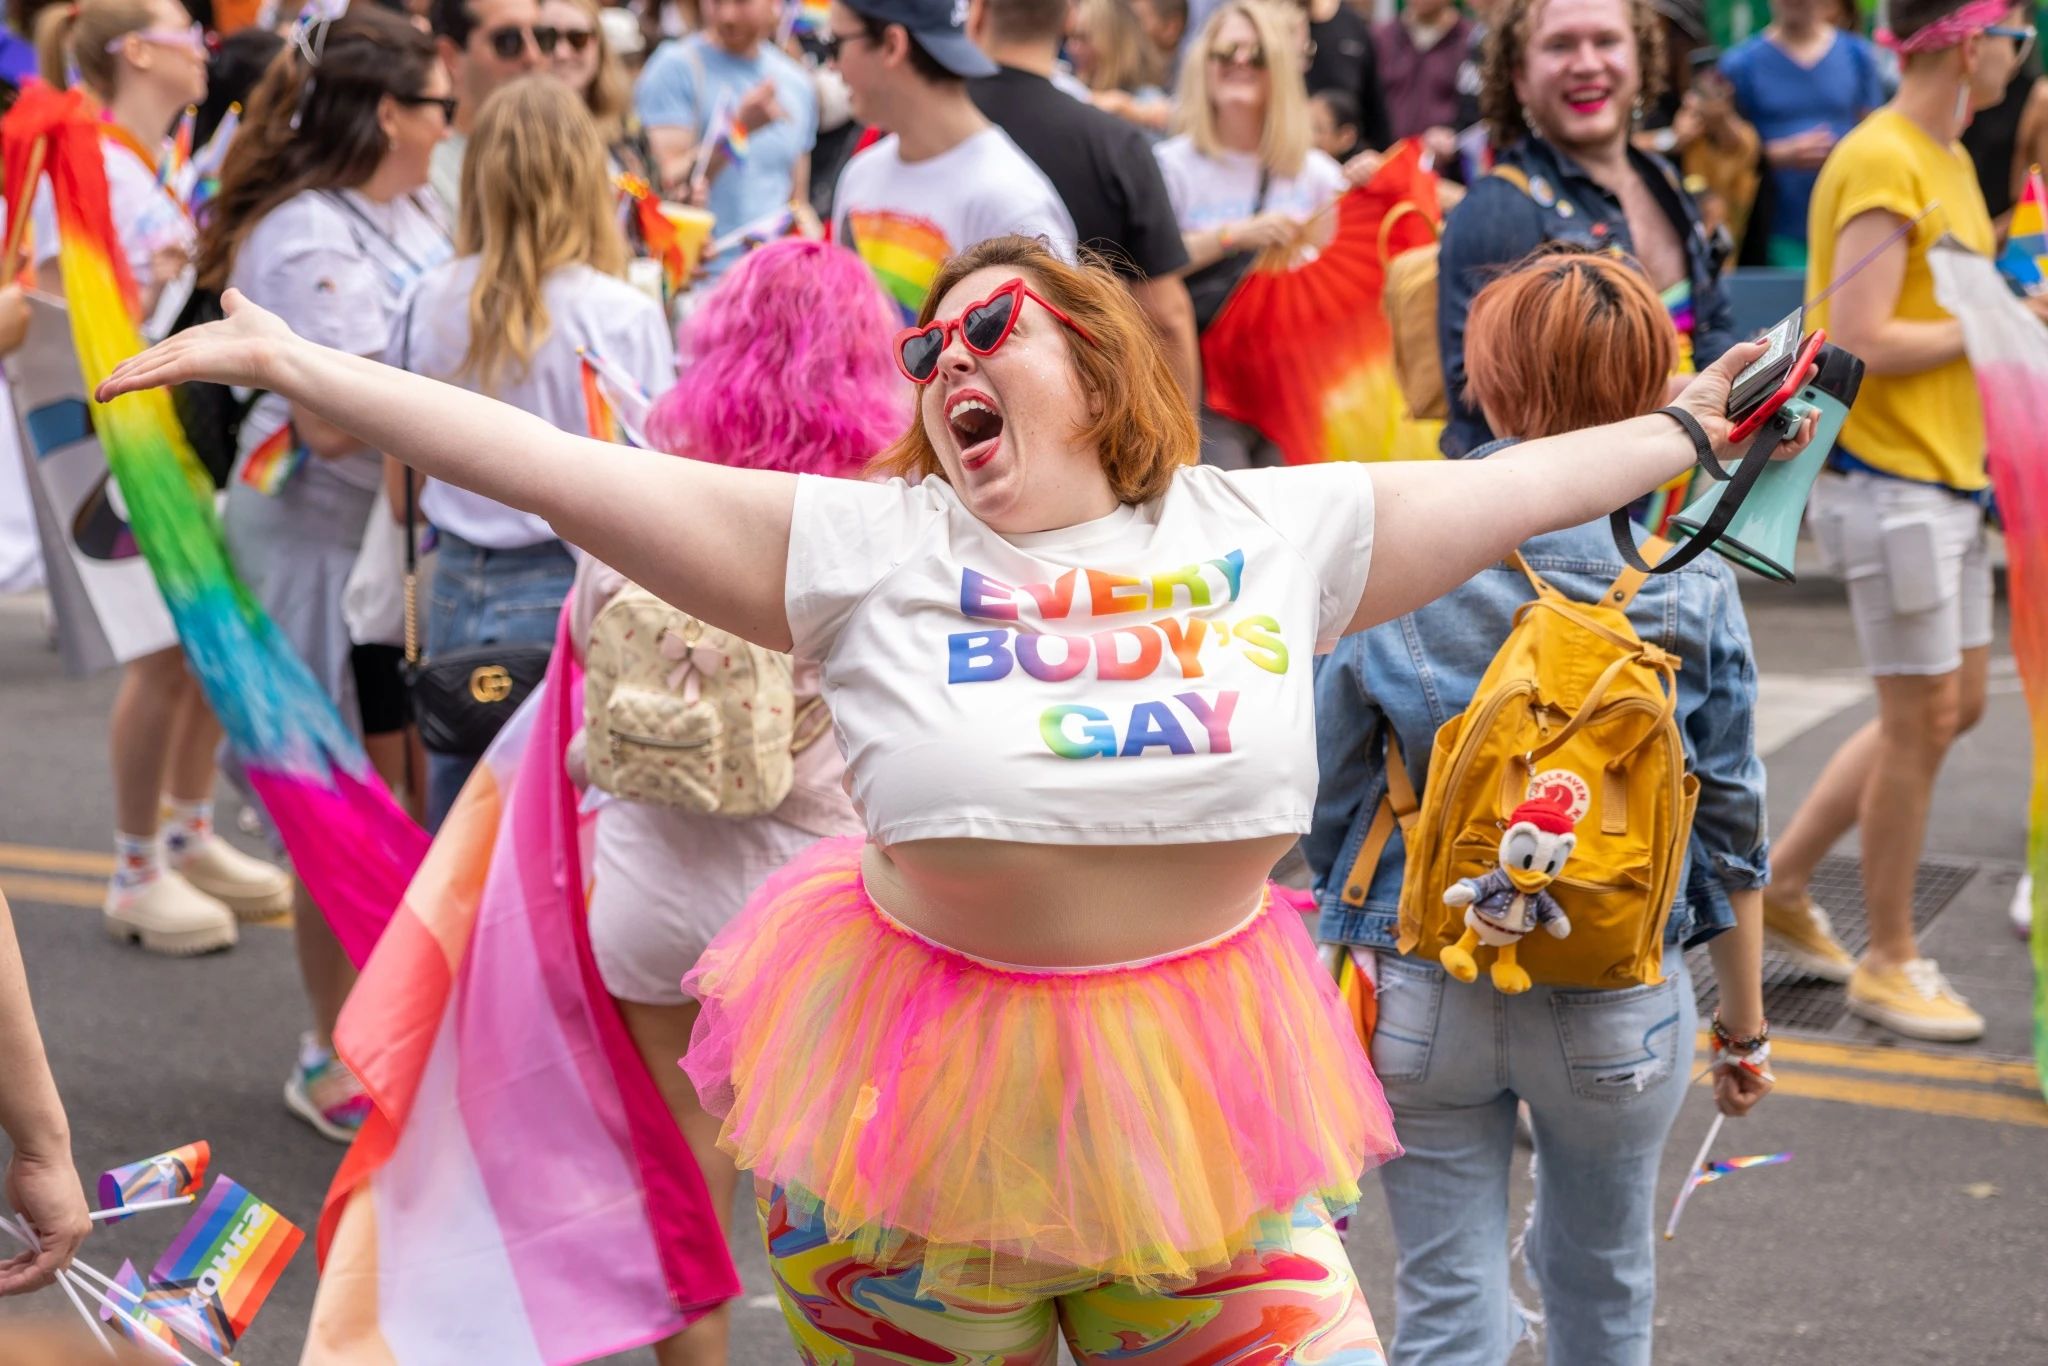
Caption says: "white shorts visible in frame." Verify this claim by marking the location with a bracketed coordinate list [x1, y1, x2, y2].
[586, 800, 828, 1006]
[1809, 472, 1993, 677]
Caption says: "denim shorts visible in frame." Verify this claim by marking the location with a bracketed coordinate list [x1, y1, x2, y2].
[1809, 471, 1992, 677]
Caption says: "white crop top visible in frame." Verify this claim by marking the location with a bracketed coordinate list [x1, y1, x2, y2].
[785, 462, 1376, 845]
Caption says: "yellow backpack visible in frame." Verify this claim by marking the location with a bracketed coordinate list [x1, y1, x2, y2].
[1341, 544, 1699, 989]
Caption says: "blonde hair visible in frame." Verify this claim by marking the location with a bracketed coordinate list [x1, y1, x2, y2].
[1074, 0, 1158, 94]
[555, 0, 634, 144]
[455, 77, 629, 393]
[35, 0, 155, 97]
[1175, 1, 1312, 178]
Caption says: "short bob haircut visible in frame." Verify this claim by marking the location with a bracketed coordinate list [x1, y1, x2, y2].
[870, 236, 1199, 503]
[1463, 246, 1675, 439]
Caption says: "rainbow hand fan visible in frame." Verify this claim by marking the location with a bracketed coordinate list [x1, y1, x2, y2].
[1932, 240, 2048, 1099]
[1200, 139, 1446, 464]
[2, 84, 425, 966]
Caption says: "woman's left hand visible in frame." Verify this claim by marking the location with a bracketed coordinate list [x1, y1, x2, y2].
[1669, 337, 1822, 467]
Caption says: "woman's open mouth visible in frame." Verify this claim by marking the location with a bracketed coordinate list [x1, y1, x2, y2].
[946, 390, 1006, 471]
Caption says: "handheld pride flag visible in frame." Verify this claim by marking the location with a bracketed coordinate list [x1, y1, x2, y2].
[97, 1260, 181, 1354]
[1, 83, 427, 968]
[1932, 241, 2048, 1099]
[1663, 1113, 1791, 1239]
[579, 346, 652, 448]
[1999, 167, 2048, 293]
[184, 104, 240, 222]
[148, 1178, 303, 1352]
[158, 108, 193, 191]
[97, 1141, 209, 1223]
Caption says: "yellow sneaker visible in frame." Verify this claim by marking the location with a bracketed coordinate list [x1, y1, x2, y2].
[1846, 959, 1985, 1043]
[1762, 890, 1857, 984]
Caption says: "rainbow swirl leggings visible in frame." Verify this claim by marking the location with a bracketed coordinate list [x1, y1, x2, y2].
[756, 1186, 1387, 1365]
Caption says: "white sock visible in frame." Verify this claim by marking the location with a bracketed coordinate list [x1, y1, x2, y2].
[162, 799, 214, 863]
[112, 830, 160, 892]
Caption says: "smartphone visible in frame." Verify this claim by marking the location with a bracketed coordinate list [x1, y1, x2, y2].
[1727, 308, 1805, 418]
[1880, 513, 1944, 615]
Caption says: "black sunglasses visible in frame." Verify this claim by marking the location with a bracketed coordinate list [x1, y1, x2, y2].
[819, 28, 875, 62]
[396, 92, 459, 120]
[556, 26, 596, 52]
[482, 23, 559, 59]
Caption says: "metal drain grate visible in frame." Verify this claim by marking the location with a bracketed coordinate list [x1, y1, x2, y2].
[1687, 852, 1979, 1032]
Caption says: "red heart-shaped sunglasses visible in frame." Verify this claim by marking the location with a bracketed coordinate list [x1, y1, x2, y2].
[895, 278, 1096, 384]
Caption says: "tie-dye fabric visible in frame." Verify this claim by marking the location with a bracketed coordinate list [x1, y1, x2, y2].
[757, 1185, 1386, 1365]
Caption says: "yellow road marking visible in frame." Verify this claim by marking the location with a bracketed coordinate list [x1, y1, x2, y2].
[1766, 1035, 2040, 1092]
[1740, 1071, 2048, 1128]
[0, 872, 104, 908]
[0, 842, 115, 876]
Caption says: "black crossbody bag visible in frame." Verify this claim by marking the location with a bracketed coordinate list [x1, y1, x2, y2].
[393, 298, 551, 756]
[1184, 167, 1272, 333]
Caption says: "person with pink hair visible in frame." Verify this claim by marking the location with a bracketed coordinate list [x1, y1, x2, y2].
[568, 237, 903, 1366]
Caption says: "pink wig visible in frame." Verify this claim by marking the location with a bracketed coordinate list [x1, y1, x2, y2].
[644, 239, 908, 477]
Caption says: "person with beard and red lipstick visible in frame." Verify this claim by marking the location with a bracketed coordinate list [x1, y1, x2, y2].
[1435, 0, 1736, 457]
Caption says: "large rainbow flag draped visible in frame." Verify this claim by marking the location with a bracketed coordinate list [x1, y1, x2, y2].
[1200, 138, 1445, 465]
[307, 611, 739, 1363]
[1931, 242, 2048, 1099]
[1, 83, 427, 965]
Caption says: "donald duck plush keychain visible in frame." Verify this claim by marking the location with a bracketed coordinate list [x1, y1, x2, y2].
[1439, 779, 1581, 993]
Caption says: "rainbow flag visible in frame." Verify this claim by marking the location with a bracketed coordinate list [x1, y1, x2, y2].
[845, 208, 951, 323]
[97, 1141, 209, 1222]
[712, 112, 749, 165]
[578, 347, 650, 448]
[785, 0, 830, 37]
[158, 107, 192, 190]
[1202, 138, 1445, 463]
[185, 104, 239, 222]
[1932, 243, 2048, 1099]
[147, 1177, 303, 1352]
[98, 1259, 180, 1353]
[236, 420, 303, 495]
[306, 619, 740, 1363]
[619, 173, 688, 299]
[2, 83, 427, 968]
[2001, 166, 2048, 293]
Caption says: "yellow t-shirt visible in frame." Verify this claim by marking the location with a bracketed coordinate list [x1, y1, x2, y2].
[1806, 107, 1994, 491]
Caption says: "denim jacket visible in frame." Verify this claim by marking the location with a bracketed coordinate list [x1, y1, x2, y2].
[1305, 455, 1769, 952]
[1436, 137, 1738, 457]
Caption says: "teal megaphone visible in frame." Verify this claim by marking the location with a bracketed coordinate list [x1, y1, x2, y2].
[1666, 341, 1864, 581]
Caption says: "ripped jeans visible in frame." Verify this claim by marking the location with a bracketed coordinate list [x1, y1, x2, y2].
[1369, 954, 1695, 1366]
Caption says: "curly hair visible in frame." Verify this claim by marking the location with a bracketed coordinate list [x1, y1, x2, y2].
[1479, 0, 1666, 149]
[644, 240, 908, 478]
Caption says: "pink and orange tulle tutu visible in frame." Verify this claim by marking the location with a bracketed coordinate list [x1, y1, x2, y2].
[683, 837, 1401, 1295]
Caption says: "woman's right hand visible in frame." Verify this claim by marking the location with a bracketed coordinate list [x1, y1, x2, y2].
[96, 288, 296, 402]
[1230, 212, 1300, 253]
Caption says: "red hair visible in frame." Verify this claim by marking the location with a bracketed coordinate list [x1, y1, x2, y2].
[1463, 247, 1676, 440]
[869, 236, 1198, 503]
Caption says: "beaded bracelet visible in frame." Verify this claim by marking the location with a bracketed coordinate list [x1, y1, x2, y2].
[1711, 1009, 1770, 1054]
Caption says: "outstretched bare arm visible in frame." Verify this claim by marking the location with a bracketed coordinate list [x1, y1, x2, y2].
[99, 291, 800, 649]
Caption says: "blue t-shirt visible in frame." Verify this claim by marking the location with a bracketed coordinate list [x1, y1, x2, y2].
[634, 35, 817, 277]
[1721, 31, 1884, 250]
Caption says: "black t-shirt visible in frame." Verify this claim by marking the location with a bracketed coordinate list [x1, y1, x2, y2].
[1307, 7, 1392, 152]
[969, 66, 1191, 280]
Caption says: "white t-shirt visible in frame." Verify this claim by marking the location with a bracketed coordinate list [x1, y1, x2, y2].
[785, 462, 1376, 845]
[1153, 136, 1348, 232]
[831, 126, 1077, 324]
[31, 135, 193, 300]
[395, 260, 675, 548]
[228, 189, 451, 494]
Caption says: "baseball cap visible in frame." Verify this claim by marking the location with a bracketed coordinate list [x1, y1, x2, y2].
[841, 0, 997, 78]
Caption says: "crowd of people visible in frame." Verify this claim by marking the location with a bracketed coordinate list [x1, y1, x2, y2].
[0, 0, 2035, 1361]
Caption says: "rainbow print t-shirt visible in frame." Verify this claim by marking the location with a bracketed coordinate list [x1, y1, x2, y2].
[782, 463, 1375, 846]
[831, 127, 1077, 324]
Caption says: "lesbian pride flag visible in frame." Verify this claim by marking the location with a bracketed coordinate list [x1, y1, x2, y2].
[147, 1177, 304, 1352]
[305, 612, 738, 1364]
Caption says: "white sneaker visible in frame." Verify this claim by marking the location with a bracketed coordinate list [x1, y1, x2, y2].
[283, 1034, 371, 1143]
[103, 873, 238, 956]
[170, 835, 292, 919]
[2013, 875, 2033, 941]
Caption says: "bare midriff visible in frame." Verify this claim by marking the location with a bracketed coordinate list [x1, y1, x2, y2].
[861, 834, 1300, 967]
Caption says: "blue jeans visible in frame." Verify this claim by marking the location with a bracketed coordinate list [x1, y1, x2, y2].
[423, 532, 574, 829]
[1370, 955, 1696, 1366]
